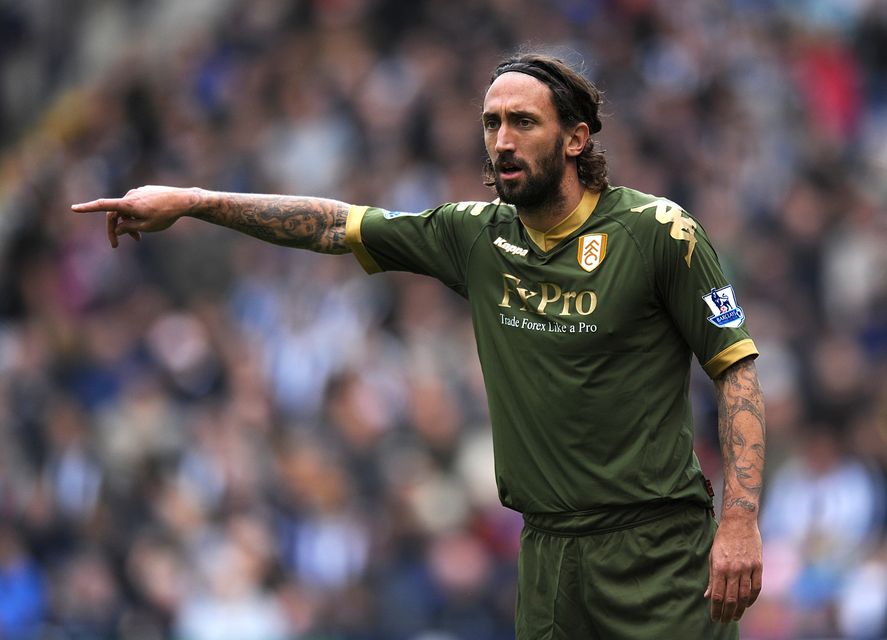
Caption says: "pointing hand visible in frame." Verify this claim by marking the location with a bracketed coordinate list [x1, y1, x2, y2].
[71, 185, 199, 248]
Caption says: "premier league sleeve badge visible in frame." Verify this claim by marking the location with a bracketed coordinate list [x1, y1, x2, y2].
[703, 285, 745, 328]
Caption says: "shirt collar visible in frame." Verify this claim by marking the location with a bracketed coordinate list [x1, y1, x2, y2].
[524, 189, 601, 252]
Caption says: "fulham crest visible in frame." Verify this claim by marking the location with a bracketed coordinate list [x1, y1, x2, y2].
[578, 233, 607, 273]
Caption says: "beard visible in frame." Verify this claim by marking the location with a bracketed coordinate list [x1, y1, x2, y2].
[492, 137, 566, 210]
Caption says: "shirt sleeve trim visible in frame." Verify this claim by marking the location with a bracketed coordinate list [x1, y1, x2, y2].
[703, 339, 759, 379]
[345, 205, 383, 274]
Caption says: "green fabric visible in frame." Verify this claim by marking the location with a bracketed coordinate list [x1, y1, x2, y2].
[355, 186, 756, 514]
[515, 506, 739, 639]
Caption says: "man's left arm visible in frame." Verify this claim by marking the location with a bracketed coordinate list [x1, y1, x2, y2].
[705, 356, 765, 623]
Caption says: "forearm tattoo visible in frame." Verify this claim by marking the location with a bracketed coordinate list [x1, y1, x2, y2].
[191, 192, 350, 254]
[715, 358, 766, 515]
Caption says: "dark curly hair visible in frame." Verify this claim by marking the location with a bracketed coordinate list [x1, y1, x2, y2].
[482, 53, 608, 193]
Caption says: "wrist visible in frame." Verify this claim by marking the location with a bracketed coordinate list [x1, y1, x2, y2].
[183, 187, 210, 219]
[720, 499, 760, 523]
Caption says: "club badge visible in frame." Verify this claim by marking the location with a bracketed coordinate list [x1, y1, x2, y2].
[577, 233, 607, 273]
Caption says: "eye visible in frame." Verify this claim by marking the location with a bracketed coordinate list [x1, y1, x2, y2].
[518, 118, 534, 128]
[483, 119, 500, 131]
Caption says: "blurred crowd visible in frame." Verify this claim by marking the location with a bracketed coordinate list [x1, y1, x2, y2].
[1, 0, 886, 638]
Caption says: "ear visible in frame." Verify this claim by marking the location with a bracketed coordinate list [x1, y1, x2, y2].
[564, 122, 590, 158]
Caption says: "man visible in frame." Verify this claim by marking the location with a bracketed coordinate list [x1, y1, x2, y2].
[73, 53, 765, 638]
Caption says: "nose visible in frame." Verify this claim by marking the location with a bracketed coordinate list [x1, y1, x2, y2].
[495, 124, 515, 154]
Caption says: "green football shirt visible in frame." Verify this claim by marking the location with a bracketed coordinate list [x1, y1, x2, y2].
[345, 186, 758, 515]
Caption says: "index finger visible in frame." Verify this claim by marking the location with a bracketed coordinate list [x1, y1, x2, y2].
[71, 198, 129, 213]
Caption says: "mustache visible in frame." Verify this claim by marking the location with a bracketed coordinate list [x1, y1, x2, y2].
[494, 153, 527, 172]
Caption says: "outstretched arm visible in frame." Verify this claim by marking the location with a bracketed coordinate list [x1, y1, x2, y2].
[705, 356, 766, 623]
[71, 185, 351, 254]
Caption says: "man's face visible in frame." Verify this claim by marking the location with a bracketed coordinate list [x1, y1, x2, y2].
[482, 72, 568, 209]
[730, 429, 765, 486]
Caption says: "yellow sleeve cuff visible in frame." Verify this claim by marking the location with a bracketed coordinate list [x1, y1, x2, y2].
[345, 205, 382, 274]
[703, 339, 759, 379]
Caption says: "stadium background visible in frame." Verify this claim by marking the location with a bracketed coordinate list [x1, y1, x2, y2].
[1, 0, 886, 638]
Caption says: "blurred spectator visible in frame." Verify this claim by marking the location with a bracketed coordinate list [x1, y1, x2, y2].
[0, 524, 46, 640]
[50, 548, 122, 638]
[175, 513, 291, 640]
[756, 425, 886, 637]
[836, 542, 887, 640]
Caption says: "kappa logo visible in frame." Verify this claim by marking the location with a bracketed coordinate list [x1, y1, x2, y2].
[577, 233, 607, 273]
[703, 285, 745, 328]
[494, 236, 529, 257]
[630, 199, 697, 267]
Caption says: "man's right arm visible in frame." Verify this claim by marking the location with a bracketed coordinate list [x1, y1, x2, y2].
[71, 185, 351, 254]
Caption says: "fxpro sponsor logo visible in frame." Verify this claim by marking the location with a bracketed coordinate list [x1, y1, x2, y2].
[493, 236, 529, 257]
[498, 312, 597, 334]
[498, 273, 597, 317]
[704, 285, 745, 328]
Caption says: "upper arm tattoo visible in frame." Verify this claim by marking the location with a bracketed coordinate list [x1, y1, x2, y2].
[192, 193, 351, 254]
[715, 357, 766, 515]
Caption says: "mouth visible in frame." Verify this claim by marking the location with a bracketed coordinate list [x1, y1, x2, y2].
[496, 158, 525, 180]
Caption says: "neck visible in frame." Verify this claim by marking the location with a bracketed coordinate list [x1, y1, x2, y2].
[517, 177, 585, 232]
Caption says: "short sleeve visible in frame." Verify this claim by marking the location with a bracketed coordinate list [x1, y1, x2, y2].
[648, 203, 758, 378]
[345, 201, 494, 296]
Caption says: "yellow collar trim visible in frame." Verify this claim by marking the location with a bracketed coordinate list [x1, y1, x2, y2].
[524, 189, 601, 252]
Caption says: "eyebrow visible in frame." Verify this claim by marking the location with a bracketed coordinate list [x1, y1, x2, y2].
[481, 109, 538, 121]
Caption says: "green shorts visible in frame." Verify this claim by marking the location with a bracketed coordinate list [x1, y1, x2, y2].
[515, 502, 739, 640]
